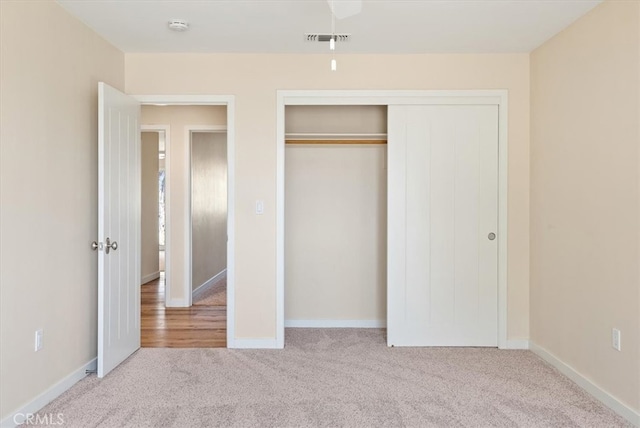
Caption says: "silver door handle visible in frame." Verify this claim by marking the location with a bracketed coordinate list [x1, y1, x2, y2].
[488, 232, 496, 241]
[105, 237, 118, 254]
[91, 241, 99, 251]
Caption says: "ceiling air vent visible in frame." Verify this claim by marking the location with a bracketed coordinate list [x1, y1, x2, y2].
[305, 33, 351, 43]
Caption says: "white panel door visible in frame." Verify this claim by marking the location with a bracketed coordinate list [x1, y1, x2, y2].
[387, 105, 498, 347]
[98, 82, 141, 377]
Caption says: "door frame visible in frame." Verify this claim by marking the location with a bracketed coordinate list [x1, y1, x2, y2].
[276, 90, 509, 349]
[135, 95, 236, 347]
[140, 125, 170, 290]
[185, 125, 228, 306]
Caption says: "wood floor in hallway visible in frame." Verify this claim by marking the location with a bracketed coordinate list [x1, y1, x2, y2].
[141, 273, 226, 348]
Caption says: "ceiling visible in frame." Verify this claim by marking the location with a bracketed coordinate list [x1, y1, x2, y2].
[56, 0, 603, 54]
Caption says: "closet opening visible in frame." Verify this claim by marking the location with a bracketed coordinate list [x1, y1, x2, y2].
[284, 105, 388, 339]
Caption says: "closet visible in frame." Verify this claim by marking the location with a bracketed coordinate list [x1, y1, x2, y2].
[280, 95, 502, 348]
[284, 105, 388, 327]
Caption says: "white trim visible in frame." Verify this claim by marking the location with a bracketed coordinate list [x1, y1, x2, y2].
[1, 358, 97, 428]
[141, 271, 160, 285]
[135, 95, 236, 346]
[530, 342, 639, 426]
[134, 95, 229, 105]
[140, 125, 172, 308]
[504, 339, 530, 350]
[184, 124, 228, 307]
[165, 298, 186, 308]
[192, 269, 227, 298]
[285, 319, 386, 328]
[276, 92, 286, 349]
[497, 96, 509, 350]
[276, 90, 509, 350]
[231, 338, 281, 349]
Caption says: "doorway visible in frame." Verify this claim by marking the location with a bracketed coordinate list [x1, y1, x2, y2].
[137, 103, 233, 348]
[189, 129, 228, 310]
[141, 129, 167, 285]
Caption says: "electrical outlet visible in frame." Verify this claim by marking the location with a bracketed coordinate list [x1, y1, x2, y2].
[612, 328, 621, 351]
[35, 329, 43, 351]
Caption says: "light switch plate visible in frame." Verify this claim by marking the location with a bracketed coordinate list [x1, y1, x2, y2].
[256, 200, 264, 215]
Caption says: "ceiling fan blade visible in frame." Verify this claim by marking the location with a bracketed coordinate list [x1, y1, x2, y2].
[328, 0, 363, 20]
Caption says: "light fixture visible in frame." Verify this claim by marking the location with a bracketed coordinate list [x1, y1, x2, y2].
[330, 2, 336, 71]
[168, 19, 189, 32]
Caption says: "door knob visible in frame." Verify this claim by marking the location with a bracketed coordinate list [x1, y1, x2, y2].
[105, 237, 118, 254]
[91, 241, 99, 251]
[488, 232, 496, 241]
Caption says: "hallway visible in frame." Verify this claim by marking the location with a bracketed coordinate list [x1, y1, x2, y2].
[141, 273, 226, 347]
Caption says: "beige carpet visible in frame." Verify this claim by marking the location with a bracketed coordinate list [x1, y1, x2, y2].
[193, 277, 226, 306]
[31, 329, 629, 427]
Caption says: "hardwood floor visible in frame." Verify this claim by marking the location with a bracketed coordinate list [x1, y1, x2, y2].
[141, 273, 226, 348]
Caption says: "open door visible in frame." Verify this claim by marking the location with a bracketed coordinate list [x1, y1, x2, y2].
[97, 82, 141, 377]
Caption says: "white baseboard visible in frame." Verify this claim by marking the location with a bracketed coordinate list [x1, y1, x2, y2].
[141, 271, 160, 285]
[530, 342, 639, 426]
[503, 339, 530, 350]
[192, 269, 226, 298]
[165, 298, 188, 308]
[1, 358, 97, 428]
[284, 319, 386, 328]
[229, 338, 280, 349]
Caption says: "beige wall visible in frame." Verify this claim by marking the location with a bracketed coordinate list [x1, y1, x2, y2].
[126, 53, 530, 340]
[141, 132, 160, 282]
[285, 105, 387, 135]
[0, 0, 124, 421]
[530, 0, 640, 413]
[191, 132, 228, 291]
[285, 145, 387, 322]
[140, 106, 226, 302]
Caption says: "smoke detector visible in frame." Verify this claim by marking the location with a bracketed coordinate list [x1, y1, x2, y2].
[168, 20, 189, 32]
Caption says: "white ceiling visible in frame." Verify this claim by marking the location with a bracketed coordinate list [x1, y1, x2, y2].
[56, 0, 603, 54]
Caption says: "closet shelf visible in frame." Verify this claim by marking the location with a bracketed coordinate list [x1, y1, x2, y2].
[285, 133, 387, 145]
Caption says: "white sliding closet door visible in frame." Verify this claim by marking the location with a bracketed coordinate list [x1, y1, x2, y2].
[387, 105, 499, 347]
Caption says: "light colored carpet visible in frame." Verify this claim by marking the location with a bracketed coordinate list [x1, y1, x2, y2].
[32, 329, 629, 427]
[192, 277, 226, 307]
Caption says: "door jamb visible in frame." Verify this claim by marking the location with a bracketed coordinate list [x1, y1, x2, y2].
[276, 90, 509, 349]
[134, 95, 236, 348]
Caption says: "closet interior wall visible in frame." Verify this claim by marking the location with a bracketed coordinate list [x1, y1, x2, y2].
[284, 106, 388, 326]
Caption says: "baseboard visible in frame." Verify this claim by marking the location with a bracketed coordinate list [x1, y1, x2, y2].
[1, 358, 97, 428]
[192, 269, 226, 298]
[165, 298, 188, 308]
[503, 339, 529, 350]
[284, 319, 386, 328]
[229, 338, 280, 349]
[530, 342, 639, 426]
[141, 271, 160, 285]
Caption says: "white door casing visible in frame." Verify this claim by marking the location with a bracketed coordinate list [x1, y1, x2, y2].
[98, 82, 141, 377]
[387, 105, 499, 347]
